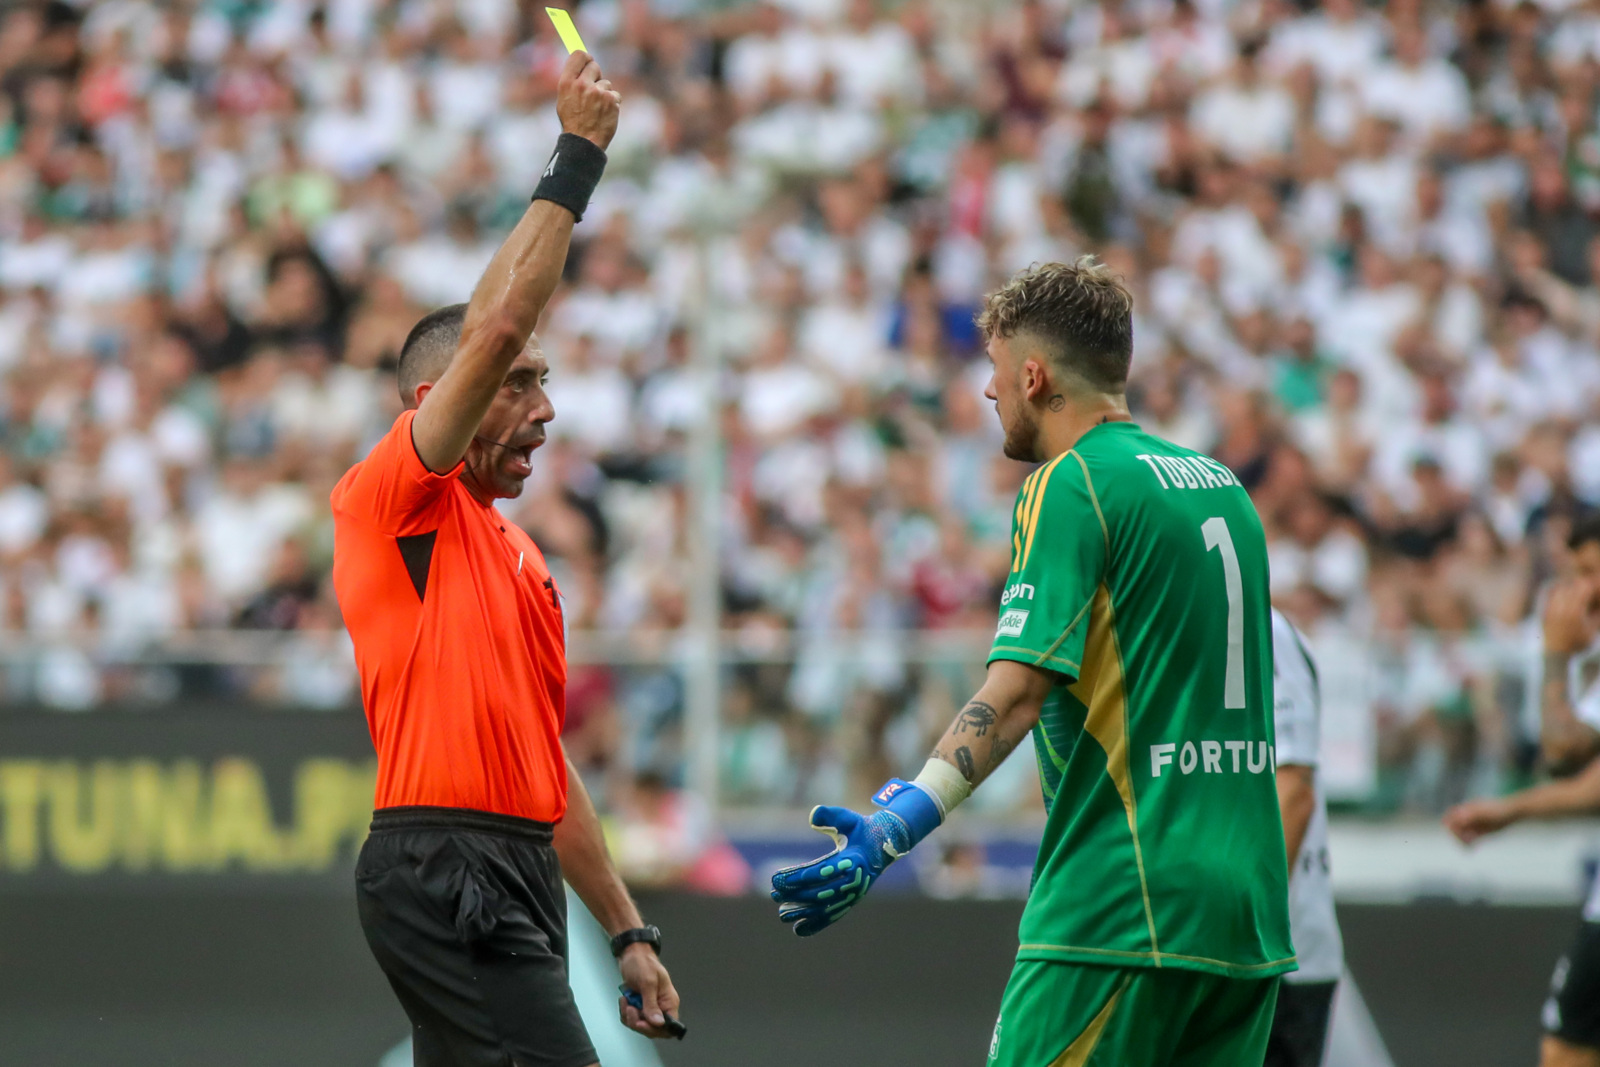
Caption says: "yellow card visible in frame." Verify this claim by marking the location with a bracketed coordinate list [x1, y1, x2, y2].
[545, 8, 587, 54]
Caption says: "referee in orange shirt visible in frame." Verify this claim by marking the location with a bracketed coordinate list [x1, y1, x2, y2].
[331, 52, 681, 1067]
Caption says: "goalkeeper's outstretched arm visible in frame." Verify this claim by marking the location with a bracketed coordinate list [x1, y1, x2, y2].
[928, 659, 1055, 795]
[769, 659, 1054, 936]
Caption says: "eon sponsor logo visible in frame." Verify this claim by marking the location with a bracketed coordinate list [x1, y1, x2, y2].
[1000, 582, 1035, 606]
[1149, 740, 1275, 777]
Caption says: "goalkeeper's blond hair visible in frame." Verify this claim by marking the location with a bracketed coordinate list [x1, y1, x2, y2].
[976, 256, 1134, 394]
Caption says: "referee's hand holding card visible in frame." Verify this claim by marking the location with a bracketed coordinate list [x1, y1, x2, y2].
[556, 47, 620, 152]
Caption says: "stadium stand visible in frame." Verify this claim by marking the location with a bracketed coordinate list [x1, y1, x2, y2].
[0, 0, 1593, 837]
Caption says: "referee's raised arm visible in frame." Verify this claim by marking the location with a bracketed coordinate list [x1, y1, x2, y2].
[410, 49, 619, 474]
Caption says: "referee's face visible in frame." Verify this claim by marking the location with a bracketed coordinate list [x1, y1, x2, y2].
[463, 344, 553, 501]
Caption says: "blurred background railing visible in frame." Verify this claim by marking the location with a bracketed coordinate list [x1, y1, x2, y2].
[0, 622, 1544, 821]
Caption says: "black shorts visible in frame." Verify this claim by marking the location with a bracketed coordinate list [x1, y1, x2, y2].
[1545, 920, 1600, 1050]
[1263, 979, 1336, 1067]
[355, 806, 597, 1067]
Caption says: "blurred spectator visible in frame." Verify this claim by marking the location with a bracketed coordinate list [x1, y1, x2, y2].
[922, 840, 1029, 900]
[0, 0, 1593, 824]
[235, 536, 318, 630]
[609, 770, 750, 894]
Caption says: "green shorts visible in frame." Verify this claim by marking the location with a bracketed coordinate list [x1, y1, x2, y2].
[987, 960, 1279, 1067]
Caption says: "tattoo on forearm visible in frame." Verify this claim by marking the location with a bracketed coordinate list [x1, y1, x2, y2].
[955, 701, 998, 737]
[986, 735, 1016, 772]
[955, 746, 976, 782]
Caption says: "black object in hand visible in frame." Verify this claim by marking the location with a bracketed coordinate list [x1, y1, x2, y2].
[620, 985, 688, 1040]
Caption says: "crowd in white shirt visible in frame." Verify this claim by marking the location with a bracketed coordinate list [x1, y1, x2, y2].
[0, 0, 1596, 812]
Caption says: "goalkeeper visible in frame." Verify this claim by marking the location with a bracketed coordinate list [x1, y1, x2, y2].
[771, 259, 1295, 1066]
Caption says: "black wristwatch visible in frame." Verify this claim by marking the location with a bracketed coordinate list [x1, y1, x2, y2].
[610, 925, 662, 959]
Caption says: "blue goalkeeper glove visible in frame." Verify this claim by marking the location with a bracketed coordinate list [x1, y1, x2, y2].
[769, 779, 943, 937]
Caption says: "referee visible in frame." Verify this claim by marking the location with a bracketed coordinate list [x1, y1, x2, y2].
[331, 51, 681, 1067]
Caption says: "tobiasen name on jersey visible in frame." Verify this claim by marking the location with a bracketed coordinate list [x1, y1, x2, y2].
[1133, 452, 1241, 491]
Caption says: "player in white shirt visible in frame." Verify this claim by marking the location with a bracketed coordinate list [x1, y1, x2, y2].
[1446, 517, 1600, 1067]
[1268, 609, 1346, 1067]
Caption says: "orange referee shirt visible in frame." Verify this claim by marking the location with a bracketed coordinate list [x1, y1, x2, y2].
[331, 409, 569, 823]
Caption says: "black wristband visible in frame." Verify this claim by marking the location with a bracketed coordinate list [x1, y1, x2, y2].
[610, 925, 661, 958]
[532, 132, 608, 222]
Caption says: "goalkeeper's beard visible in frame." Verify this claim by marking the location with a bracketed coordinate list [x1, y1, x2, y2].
[1001, 402, 1045, 464]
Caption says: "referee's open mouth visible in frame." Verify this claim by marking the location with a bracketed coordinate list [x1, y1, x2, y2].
[471, 424, 547, 496]
[504, 433, 542, 477]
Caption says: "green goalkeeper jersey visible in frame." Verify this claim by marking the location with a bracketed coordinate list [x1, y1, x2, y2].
[989, 421, 1294, 979]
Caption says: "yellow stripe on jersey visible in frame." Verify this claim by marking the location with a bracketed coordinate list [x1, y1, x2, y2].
[1012, 469, 1039, 571]
[1046, 974, 1127, 1067]
[1068, 582, 1160, 961]
[1020, 453, 1068, 570]
[1021, 466, 1043, 524]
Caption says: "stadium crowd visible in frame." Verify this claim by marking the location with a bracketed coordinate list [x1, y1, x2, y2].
[0, 0, 1596, 825]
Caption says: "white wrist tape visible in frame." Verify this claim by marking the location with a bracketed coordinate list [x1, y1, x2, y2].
[913, 757, 973, 820]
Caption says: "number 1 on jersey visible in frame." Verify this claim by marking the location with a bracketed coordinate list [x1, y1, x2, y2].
[1201, 516, 1246, 709]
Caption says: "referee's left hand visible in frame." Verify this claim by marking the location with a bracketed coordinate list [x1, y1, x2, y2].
[617, 942, 680, 1039]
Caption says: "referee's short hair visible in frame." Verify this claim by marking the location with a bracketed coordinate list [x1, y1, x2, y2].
[397, 303, 467, 407]
[976, 256, 1134, 394]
